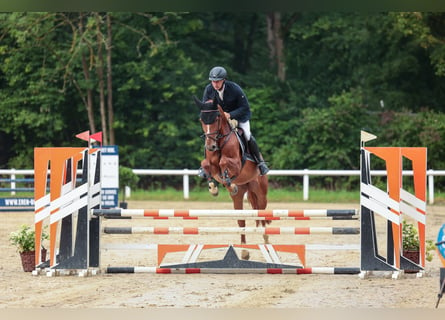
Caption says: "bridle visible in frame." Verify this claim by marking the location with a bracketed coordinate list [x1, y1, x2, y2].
[200, 110, 234, 151]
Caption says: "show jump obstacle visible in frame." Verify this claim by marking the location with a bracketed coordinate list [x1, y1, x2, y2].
[32, 131, 427, 276]
[360, 131, 427, 275]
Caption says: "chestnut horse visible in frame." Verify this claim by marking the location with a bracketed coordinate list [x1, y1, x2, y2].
[194, 97, 269, 259]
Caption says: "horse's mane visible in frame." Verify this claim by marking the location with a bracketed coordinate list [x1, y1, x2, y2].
[216, 105, 229, 126]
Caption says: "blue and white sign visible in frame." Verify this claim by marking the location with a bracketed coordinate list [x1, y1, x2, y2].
[0, 197, 34, 207]
[438, 223, 445, 264]
[100, 145, 119, 208]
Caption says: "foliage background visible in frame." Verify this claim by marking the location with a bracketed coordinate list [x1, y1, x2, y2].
[1, 12, 444, 190]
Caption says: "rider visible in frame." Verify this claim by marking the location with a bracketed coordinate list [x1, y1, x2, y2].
[197, 66, 269, 177]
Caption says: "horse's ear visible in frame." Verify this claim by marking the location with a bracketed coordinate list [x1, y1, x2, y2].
[193, 96, 203, 108]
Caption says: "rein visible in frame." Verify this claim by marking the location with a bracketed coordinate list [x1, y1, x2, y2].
[201, 111, 235, 151]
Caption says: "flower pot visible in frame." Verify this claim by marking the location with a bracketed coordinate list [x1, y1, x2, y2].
[19, 249, 47, 272]
[403, 249, 420, 273]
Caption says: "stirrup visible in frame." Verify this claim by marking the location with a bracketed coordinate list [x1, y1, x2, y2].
[258, 162, 269, 176]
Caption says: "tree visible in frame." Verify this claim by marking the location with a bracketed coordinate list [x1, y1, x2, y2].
[106, 13, 114, 145]
[1, 12, 445, 189]
[266, 12, 285, 81]
[0, 13, 70, 167]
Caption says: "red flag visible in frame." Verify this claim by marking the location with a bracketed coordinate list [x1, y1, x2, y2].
[90, 132, 103, 144]
[75, 130, 90, 142]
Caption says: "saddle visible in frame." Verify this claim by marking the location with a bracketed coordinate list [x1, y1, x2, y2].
[201, 125, 254, 167]
[234, 127, 254, 166]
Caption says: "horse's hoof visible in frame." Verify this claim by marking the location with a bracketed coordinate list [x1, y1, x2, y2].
[209, 182, 219, 196]
[209, 186, 219, 196]
[241, 249, 250, 260]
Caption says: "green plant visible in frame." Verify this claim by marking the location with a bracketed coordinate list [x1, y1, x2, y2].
[402, 220, 434, 262]
[402, 220, 420, 251]
[119, 166, 140, 201]
[425, 239, 435, 262]
[9, 225, 48, 253]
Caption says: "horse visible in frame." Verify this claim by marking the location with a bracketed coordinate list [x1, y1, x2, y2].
[194, 96, 270, 260]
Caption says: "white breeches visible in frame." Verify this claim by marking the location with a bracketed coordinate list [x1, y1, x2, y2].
[239, 121, 251, 141]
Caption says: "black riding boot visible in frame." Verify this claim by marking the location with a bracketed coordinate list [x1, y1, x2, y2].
[248, 136, 269, 176]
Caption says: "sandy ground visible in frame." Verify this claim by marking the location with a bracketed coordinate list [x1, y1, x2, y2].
[1, 199, 445, 315]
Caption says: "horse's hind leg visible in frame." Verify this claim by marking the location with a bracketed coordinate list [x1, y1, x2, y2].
[248, 177, 269, 244]
[249, 195, 270, 244]
[231, 185, 250, 260]
[237, 219, 250, 260]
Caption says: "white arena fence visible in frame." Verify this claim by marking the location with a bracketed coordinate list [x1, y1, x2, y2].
[1, 168, 444, 204]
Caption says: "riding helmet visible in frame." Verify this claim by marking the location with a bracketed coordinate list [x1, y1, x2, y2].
[209, 66, 227, 81]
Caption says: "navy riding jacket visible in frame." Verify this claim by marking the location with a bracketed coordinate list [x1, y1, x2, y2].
[202, 80, 251, 123]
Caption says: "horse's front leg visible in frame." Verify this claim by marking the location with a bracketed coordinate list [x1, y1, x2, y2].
[222, 169, 238, 195]
[208, 179, 219, 196]
[201, 159, 219, 196]
[219, 157, 240, 195]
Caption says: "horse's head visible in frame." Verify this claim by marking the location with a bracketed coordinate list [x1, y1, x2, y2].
[194, 96, 226, 152]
